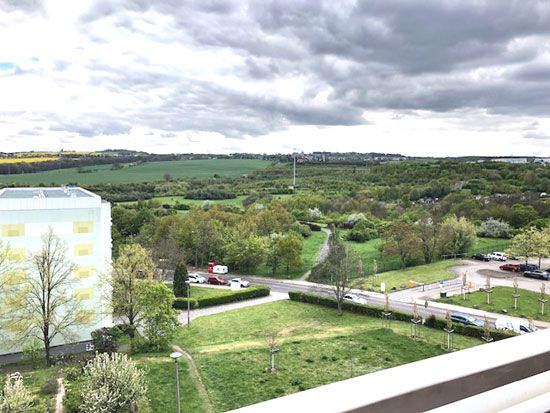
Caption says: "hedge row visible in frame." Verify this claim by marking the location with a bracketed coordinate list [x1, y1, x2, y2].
[173, 285, 270, 310]
[288, 291, 517, 341]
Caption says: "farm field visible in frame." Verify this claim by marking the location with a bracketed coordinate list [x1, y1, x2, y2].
[175, 300, 481, 411]
[439, 286, 550, 322]
[0, 159, 270, 185]
[352, 260, 462, 292]
[120, 194, 294, 208]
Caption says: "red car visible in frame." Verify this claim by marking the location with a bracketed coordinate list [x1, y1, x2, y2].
[500, 264, 520, 272]
[207, 275, 227, 285]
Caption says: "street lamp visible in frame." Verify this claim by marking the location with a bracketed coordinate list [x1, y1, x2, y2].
[185, 280, 191, 328]
[170, 351, 183, 413]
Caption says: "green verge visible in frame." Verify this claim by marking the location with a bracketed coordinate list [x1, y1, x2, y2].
[175, 300, 482, 411]
[173, 285, 270, 309]
[437, 286, 550, 322]
[254, 230, 328, 279]
[352, 260, 462, 292]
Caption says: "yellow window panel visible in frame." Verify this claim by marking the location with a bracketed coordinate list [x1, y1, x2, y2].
[73, 221, 93, 234]
[2, 270, 26, 286]
[6, 248, 26, 262]
[74, 266, 95, 279]
[1, 224, 25, 237]
[75, 287, 95, 301]
[74, 244, 94, 256]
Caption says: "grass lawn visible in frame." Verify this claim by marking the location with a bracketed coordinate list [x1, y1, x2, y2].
[438, 286, 550, 322]
[175, 300, 481, 411]
[190, 285, 236, 299]
[352, 260, 462, 292]
[253, 230, 328, 278]
[133, 354, 206, 413]
[0, 159, 269, 185]
[472, 238, 511, 255]
[120, 194, 294, 209]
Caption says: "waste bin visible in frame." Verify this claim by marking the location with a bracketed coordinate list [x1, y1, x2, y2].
[440, 292, 447, 298]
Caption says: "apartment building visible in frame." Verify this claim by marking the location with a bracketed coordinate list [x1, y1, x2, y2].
[0, 187, 112, 355]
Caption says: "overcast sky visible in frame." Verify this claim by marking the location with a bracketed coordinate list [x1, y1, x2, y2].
[1, 0, 550, 156]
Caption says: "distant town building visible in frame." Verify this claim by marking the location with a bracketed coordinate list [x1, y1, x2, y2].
[491, 158, 528, 164]
[0, 187, 112, 355]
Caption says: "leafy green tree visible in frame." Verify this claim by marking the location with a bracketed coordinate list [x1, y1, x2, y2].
[413, 215, 439, 264]
[382, 221, 420, 268]
[509, 204, 538, 228]
[346, 219, 378, 242]
[172, 264, 188, 297]
[80, 352, 147, 413]
[277, 232, 303, 274]
[0, 375, 33, 412]
[138, 281, 179, 351]
[109, 244, 156, 337]
[224, 233, 268, 273]
[438, 215, 477, 256]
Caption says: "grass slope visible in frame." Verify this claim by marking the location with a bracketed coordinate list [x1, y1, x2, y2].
[175, 300, 480, 411]
[439, 286, 550, 322]
[353, 260, 462, 292]
[0, 159, 269, 185]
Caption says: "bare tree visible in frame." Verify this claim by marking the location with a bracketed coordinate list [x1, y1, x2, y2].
[3, 229, 93, 365]
[265, 312, 280, 373]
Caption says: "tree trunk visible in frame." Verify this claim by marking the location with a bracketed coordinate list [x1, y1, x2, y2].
[337, 298, 343, 316]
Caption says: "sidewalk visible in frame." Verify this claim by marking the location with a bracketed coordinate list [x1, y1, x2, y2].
[177, 291, 288, 325]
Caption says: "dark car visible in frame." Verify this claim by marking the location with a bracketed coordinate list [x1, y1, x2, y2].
[207, 275, 227, 285]
[519, 263, 539, 272]
[472, 253, 490, 262]
[500, 264, 520, 272]
[450, 312, 484, 327]
[523, 270, 550, 280]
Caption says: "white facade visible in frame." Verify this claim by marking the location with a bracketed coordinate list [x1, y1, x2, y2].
[0, 187, 112, 355]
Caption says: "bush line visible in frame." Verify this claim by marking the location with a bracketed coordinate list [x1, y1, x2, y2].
[288, 291, 517, 341]
[173, 285, 270, 310]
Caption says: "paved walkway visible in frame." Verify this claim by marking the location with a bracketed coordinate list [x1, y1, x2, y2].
[177, 292, 288, 325]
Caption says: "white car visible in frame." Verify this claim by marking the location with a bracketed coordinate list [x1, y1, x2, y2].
[343, 293, 367, 305]
[495, 316, 536, 335]
[488, 252, 507, 261]
[187, 273, 206, 284]
[230, 278, 250, 288]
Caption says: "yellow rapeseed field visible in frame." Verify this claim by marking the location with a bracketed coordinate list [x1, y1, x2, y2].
[0, 157, 59, 164]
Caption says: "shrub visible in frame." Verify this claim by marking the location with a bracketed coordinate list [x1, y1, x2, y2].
[0, 376, 33, 412]
[477, 218, 512, 238]
[173, 297, 199, 310]
[91, 327, 122, 354]
[287, 291, 516, 341]
[195, 286, 270, 308]
[40, 378, 59, 395]
[21, 337, 43, 369]
[300, 221, 322, 231]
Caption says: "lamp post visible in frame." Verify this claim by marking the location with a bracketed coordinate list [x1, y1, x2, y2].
[185, 280, 191, 328]
[170, 351, 183, 413]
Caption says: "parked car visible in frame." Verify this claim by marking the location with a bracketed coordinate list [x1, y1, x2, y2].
[495, 316, 537, 335]
[523, 270, 550, 280]
[472, 253, 490, 262]
[519, 263, 539, 272]
[499, 264, 520, 272]
[450, 312, 484, 327]
[229, 278, 250, 288]
[187, 273, 206, 284]
[343, 294, 367, 305]
[488, 252, 507, 261]
[207, 275, 227, 285]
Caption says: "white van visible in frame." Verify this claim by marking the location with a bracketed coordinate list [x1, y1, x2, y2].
[212, 265, 228, 275]
[495, 316, 536, 334]
[488, 252, 507, 261]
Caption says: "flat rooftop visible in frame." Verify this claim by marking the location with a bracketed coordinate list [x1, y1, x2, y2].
[0, 187, 93, 199]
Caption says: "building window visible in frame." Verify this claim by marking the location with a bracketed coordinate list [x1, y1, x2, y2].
[73, 221, 93, 234]
[75, 288, 94, 301]
[74, 266, 95, 279]
[1, 224, 25, 237]
[6, 248, 26, 262]
[74, 244, 94, 256]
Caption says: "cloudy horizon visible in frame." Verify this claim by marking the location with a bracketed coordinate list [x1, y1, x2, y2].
[1, 0, 550, 156]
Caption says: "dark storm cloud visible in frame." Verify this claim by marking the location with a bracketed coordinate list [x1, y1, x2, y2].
[38, 0, 550, 137]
